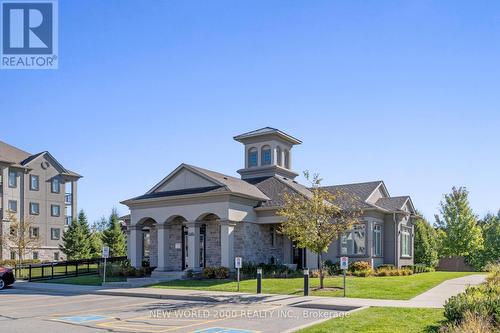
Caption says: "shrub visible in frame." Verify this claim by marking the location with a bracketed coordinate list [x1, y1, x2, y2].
[444, 284, 500, 326]
[377, 264, 395, 270]
[375, 268, 414, 277]
[202, 266, 229, 279]
[349, 261, 371, 272]
[439, 311, 496, 333]
[324, 260, 341, 276]
[0, 259, 42, 267]
[352, 269, 373, 277]
[240, 262, 296, 278]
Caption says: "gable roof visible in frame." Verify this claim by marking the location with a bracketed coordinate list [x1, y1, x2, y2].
[247, 175, 313, 208]
[141, 163, 269, 202]
[375, 196, 415, 214]
[321, 181, 383, 209]
[0, 140, 31, 166]
[233, 127, 302, 144]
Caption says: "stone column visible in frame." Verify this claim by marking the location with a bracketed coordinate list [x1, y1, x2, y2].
[156, 223, 170, 271]
[128, 225, 143, 268]
[220, 220, 236, 268]
[71, 180, 78, 220]
[186, 222, 200, 271]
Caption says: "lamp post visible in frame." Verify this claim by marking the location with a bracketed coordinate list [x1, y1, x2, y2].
[256, 268, 262, 294]
[303, 268, 309, 296]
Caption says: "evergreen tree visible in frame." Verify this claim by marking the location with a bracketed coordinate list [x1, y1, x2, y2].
[102, 208, 126, 257]
[89, 225, 103, 258]
[435, 187, 483, 260]
[59, 210, 91, 260]
[414, 214, 439, 267]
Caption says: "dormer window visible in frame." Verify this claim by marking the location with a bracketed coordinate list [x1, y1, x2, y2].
[248, 148, 258, 167]
[261, 145, 271, 166]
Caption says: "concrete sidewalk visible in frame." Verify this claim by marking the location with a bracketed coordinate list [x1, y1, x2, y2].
[13, 274, 486, 309]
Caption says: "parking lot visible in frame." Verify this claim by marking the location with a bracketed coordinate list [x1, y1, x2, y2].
[0, 287, 347, 333]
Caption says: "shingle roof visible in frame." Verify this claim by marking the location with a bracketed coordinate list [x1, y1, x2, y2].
[320, 181, 382, 209]
[246, 176, 313, 207]
[0, 140, 31, 166]
[132, 186, 226, 201]
[233, 127, 302, 144]
[185, 164, 270, 201]
[375, 196, 410, 212]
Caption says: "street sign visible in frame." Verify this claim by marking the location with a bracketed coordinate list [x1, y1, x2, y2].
[340, 256, 348, 270]
[235, 256, 242, 269]
[102, 246, 110, 259]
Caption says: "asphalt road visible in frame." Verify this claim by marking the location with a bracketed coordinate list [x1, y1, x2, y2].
[0, 287, 347, 333]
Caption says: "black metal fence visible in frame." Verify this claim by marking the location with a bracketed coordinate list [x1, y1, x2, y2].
[14, 256, 128, 281]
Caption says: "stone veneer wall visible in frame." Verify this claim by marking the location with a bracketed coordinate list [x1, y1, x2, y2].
[204, 220, 221, 267]
[149, 226, 158, 267]
[165, 219, 183, 271]
[234, 222, 284, 265]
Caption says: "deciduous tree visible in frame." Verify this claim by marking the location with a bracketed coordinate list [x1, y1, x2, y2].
[277, 171, 360, 289]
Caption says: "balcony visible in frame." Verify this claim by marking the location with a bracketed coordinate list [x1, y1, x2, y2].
[65, 193, 72, 205]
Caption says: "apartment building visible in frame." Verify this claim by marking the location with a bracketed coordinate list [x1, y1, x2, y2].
[0, 141, 81, 261]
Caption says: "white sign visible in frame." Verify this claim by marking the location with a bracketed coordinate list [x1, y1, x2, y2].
[340, 256, 349, 270]
[235, 256, 242, 269]
[102, 246, 110, 259]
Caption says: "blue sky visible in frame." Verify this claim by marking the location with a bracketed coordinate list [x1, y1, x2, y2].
[1, 1, 499, 224]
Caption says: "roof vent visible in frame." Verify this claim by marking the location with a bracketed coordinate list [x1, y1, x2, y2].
[223, 177, 228, 180]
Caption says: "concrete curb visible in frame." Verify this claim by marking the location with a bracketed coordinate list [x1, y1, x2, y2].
[94, 289, 219, 302]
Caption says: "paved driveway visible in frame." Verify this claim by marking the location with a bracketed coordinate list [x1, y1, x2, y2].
[0, 288, 349, 333]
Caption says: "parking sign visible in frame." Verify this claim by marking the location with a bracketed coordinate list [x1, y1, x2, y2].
[340, 256, 348, 270]
[102, 246, 109, 259]
[235, 256, 242, 269]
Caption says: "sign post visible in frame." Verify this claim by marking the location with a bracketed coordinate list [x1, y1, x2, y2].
[235, 256, 242, 292]
[340, 256, 348, 297]
[102, 246, 110, 284]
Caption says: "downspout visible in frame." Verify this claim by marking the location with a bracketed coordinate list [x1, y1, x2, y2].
[393, 212, 398, 268]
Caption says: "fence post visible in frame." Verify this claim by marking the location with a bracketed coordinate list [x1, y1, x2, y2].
[65, 261, 68, 275]
[87, 261, 90, 273]
[29, 264, 32, 282]
[75, 262, 79, 277]
[41, 264, 44, 279]
[51, 263, 54, 279]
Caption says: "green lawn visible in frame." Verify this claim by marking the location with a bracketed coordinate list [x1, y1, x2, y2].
[40, 274, 126, 286]
[297, 307, 445, 333]
[150, 272, 478, 300]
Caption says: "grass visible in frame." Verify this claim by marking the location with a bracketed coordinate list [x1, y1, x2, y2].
[296, 307, 445, 333]
[39, 274, 126, 286]
[150, 272, 478, 300]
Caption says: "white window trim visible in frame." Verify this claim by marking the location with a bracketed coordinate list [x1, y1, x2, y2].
[373, 224, 383, 256]
[401, 226, 411, 257]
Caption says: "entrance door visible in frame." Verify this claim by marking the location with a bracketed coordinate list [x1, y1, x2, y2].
[181, 225, 207, 270]
[292, 242, 306, 269]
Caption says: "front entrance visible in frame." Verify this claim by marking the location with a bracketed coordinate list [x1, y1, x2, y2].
[181, 224, 207, 270]
[292, 243, 306, 269]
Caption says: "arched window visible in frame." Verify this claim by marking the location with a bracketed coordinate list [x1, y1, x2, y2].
[276, 146, 282, 166]
[261, 145, 271, 166]
[248, 147, 258, 167]
[284, 149, 290, 169]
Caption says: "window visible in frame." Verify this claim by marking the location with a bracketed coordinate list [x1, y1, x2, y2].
[261, 145, 272, 166]
[10, 251, 16, 260]
[30, 175, 39, 191]
[373, 224, 382, 256]
[248, 147, 258, 167]
[30, 227, 39, 238]
[51, 204, 61, 217]
[51, 228, 60, 240]
[30, 202, 40, 215]
[8, 170, 17, 188]
[51, 178, 61, 193]
[33, 252, 39, 260]
[270, 225, 276, 247]
[341, 224, 366, 255]
[284, 150, 290, 169]
[54, 252, 59, 261]
[401, 227, 411, 257]
[8, 200, 17, 213]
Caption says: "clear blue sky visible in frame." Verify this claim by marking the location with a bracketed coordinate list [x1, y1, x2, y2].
[1, 1, 499, 224]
